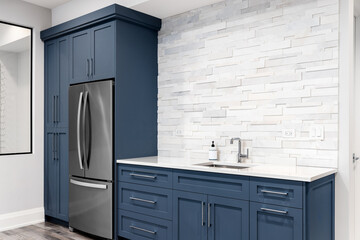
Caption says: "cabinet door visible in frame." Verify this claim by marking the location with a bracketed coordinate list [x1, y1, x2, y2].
[91, 22, 115, 80]
[208, 195, 249, 240]
[44, 40, 58, 128]
[44, 131, 57, 217]
[69, 29, 91, 84]
[57, 37, 69, 128]
[56, 131, 69, 221]
[173, 190, 207, 240]
[250, 202, 302, 240]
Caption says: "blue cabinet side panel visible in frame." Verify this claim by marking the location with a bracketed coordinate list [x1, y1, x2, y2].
[305, 174, 335, 240]
[115, 20, 158, 160]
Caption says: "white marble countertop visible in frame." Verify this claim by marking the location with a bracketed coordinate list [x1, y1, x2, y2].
[116, 156, 337, 182]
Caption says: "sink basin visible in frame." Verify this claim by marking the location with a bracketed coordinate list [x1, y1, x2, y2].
[194, 162, 251, 169]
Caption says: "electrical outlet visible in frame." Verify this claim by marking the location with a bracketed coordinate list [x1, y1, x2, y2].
[282, 129, 295, 138]
[175, 129, 183, 136]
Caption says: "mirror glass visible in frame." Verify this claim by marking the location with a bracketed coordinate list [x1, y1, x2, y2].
[0, 22, 32, 154]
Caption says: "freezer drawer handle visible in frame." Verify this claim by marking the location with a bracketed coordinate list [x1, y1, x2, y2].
[260, 207, 288, 215]
[130, 196, 156, 204]
[260, 189, 288, 196]
[130, 173, 156, 180]
[130, 225, 156, 235]
[70, 179, 107, 190]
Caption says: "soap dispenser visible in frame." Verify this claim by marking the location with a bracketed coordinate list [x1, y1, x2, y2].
[209, 141, 218, 161]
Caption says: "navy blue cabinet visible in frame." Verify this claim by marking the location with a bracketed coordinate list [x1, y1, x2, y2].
[173, 190, 207, 240]
[45, 36, 69, 129]
[44, 131, 69, 222]
[208, 195, 249, 240]
[118, 164, 335, 240]
[44, 35, 69, 222]
[250, 202, 302, 240]
[69, 21, 115, 84]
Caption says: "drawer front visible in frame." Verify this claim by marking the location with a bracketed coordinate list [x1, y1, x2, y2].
[173, 170, 249, 200]
[250, 177, 303, 208]
[118, 182, 172, 220]
[118, 209, 172, 240]
[250, 202, 302, 240]
[118, 164, 172, 188]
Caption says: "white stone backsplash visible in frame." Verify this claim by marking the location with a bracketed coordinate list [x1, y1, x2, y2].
[158, 0, 339, 168]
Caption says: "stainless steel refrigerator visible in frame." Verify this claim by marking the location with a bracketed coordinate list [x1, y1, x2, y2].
[68, 80, 113, 239]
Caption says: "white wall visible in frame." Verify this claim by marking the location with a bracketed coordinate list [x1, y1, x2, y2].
[0, 0, 51, 231]
[158, 0, 339, 168]
[336, 0, 355, 239]
[51, 0, 127, 26]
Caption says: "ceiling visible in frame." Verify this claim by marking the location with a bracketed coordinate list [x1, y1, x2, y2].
[22, 0, 224, 19]
[22, 0, 71, 9]
[356, 0, 360, 17]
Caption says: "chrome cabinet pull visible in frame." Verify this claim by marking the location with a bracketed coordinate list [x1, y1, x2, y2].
[201, 202, 205, 226]
[77, 92, 84, 169]
[130, 225, 156, 235]
[87, 59, 89, 77]
[208, 203, 211, 227]
[55, 133, 58, 160]
[261, 189, 288, 196]
[56, 95, 59, 123]
[53, 95, 55, 123]
[52, 133, 55, 160]
[130, 173, 156, 180]
[130, 197, 156, 204]
[261, 207, 288, 214]
[91, 58, 94, 76]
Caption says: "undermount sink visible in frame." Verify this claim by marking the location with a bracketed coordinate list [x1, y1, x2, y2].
[194, 162, 252, 169]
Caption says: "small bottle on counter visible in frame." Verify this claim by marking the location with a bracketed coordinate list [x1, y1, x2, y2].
[209, 141, 218, 161]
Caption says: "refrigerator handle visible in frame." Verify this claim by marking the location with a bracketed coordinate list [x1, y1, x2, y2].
[82, 91, 89, 169]
[70, 179, 107, 190]
[77, 92, 84, 170]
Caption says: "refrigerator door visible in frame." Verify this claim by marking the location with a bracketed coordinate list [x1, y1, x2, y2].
[69, 177, 113, 239]
[69, 84, 85, 178]
[83, 80, 113, 181]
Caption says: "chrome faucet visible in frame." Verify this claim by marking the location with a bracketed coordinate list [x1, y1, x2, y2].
[230, 138, 249, 163]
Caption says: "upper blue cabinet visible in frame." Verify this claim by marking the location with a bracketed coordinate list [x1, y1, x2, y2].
[69, 22, 115, 84]
[44, 36, 69, 129]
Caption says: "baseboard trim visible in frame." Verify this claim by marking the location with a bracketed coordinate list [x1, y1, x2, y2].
[0, 207, 44, 232]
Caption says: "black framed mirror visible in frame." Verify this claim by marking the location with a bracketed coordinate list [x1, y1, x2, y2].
[0, 21, 32, 155]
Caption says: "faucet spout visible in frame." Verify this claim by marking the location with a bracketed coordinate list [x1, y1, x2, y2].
[230, 137, 249, 163]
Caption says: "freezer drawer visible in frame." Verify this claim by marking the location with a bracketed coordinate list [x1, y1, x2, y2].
[69, 177, 113, 239]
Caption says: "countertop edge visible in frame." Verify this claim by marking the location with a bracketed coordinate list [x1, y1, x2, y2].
[116, 158, 337, 182]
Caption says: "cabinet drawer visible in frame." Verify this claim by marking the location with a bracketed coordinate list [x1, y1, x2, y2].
[173, 170, 249, 200]
[118, 209, 172, 240]
[118, 182, 172, 220]
[118, 164, 172, 188]
[250, 202, 302, 240]
[250, 177, 303, 208]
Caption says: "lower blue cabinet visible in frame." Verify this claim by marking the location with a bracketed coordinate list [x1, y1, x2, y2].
[173, 190, 207, 240]
[118, 209, 172, 240]
[117, 164, 335, 240]
[250, 202, 302, 240]
[208, 195, 249, 240]
[172, 190, 249, 240]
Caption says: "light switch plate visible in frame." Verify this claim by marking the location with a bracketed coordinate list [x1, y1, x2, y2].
[309, 126, 324, 140]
